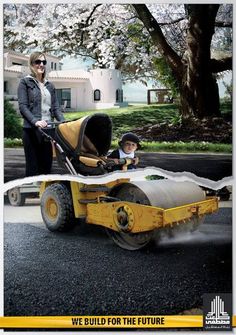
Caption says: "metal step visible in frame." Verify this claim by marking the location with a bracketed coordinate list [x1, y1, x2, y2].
[79, 199, 98, 204]
[79, 186, 111, 193]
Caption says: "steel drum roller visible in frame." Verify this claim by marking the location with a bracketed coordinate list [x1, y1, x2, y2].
[107, 180, 205, 250]
[117, 180, 205, 207]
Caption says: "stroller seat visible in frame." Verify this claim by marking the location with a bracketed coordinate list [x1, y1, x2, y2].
[54, 113, 112, 175]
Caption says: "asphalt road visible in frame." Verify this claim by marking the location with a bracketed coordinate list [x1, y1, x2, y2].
[4, 148, 232, 183]
[4, 202, 232, 317]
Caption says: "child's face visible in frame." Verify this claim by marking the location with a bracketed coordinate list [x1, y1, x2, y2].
[122, 141, 138, 154]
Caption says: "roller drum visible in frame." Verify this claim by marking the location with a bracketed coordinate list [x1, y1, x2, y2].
[107, 180, 205, 250]
[110, 180, 205, 208]
[130, 180, 205, 208]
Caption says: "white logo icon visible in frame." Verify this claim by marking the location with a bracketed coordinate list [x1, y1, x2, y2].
[206, 295, 230, 325]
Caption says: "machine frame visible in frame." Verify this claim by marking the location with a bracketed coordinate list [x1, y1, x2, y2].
[40, 179, 218, 250]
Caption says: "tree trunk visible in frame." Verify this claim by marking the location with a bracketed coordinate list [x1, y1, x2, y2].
[133, 4, 224, 119]
[179, 68, 220, 119]
[179, 5, 221, 119]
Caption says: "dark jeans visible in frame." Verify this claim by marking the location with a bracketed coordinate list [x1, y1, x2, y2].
[23, 128, 53, 177]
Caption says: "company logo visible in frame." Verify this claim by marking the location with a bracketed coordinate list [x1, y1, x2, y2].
[203, 293, 232, 331]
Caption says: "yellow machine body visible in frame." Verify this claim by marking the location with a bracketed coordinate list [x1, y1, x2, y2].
[40, 179, 129, 218]
[86, 198, 218, 233]
[40, 180, 218, 234]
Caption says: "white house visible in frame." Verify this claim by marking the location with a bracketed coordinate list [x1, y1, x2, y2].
[4, 49, 127, 111]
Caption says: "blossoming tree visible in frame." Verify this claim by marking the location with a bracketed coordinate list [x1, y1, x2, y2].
[4, 3, 232, 118]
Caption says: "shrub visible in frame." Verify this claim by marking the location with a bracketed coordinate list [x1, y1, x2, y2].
[4, 138, 23, 147]
[4, 99, 22, 139]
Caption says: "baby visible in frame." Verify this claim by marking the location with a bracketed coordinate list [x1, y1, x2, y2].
[107, 132, 141, 170]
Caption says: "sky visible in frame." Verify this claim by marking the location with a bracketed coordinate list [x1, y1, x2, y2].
[62, 55, 231, 102]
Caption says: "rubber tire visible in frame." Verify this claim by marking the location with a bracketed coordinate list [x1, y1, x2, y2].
[217, 187, 230, 201]
[41, 183, 75, 232]
[7, 188, 26, 206]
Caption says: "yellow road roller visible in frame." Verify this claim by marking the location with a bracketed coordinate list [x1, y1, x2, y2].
[40, 179, 218, 250]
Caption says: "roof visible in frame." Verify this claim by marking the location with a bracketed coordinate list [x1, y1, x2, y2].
[4, 49, 29, 58]
[4, 66, 90, 80]
[4, 49, 62, 61]
[48, 70, 89, 80]
[4, 65, 24, 73]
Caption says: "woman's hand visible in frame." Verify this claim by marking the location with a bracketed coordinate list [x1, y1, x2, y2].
[35, 120, 48, 128]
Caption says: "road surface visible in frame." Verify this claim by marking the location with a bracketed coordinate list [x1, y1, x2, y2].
[4, 200, 232, 317]
[4, 148, 232, 183]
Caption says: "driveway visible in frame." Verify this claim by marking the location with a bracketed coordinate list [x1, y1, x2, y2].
[4, 148, 232, 183]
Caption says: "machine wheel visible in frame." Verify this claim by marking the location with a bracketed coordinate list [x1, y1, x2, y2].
[217, 187, 231, 201]
[106, 229, 153, 251]
[7, 187, 26, 206]
[106, 183, 154, 250]
[41, 183, 75, 232]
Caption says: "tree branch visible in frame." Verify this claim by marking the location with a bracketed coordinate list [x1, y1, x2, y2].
[80, 4, 102, 46]
[159, 17, 185, 26]
[215, 21, 232, 28]
[132, 4, 183, 79]
[210, 57, 232, 73]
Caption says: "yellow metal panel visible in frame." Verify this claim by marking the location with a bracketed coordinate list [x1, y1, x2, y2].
[86, 202, 118, 231]
[163, 197, 218, 225]
[86, 201, 164, 233]
[70, 179, 130, 218]
[70, 181, 85, 218]
[39, 181, 54, 197]
[106, 179, 130, 188]
[86, 197, 218, 233]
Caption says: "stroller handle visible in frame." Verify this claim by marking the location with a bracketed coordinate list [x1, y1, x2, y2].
[43, 121, 66, 128]
[39, 118, 81, 129]
[37, 126, 55, 140]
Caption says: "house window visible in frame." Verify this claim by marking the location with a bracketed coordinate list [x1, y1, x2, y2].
[4, 81, 8, 94]
[116, 89, 119, 102]
[116, 89, 123, 102]
[120, 89, 123, 102]
[56, 88, 71, 108]
[94, 89, 101, 101]
[54, 63, 57, 70]
[51, 62, 54, 70]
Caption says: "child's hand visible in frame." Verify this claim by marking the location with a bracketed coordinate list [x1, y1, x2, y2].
[112, 159, 120, 165]
[133, 157, 139, 165]
[106, 158, 119, 165]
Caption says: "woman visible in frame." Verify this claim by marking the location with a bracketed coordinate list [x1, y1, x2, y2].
[17, 51, 65, 176]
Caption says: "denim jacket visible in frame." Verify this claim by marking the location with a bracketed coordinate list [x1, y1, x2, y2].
[17, 76, 65, 128]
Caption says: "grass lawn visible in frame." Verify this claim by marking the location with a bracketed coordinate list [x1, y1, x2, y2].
[5, 103, 232, 153]
[62, 103, 232, 153]
[64, 103, 181, 139]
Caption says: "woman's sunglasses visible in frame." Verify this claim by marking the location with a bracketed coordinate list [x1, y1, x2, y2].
[34, 59, 47, 65]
